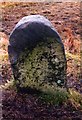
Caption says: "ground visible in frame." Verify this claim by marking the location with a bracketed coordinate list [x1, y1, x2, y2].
[0, 2, 82, 120]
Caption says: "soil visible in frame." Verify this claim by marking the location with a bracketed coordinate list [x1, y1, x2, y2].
[0, 2, 82, 120]
[2, 89, 82, 120]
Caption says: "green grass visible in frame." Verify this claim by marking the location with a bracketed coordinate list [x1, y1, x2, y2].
[39, 87, 68, 105]
[2, 78, 82, 108]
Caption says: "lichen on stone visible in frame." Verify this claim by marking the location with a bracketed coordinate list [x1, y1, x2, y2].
[13, 37, 66, 91]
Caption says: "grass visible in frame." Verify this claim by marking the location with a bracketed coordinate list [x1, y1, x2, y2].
[2, 79, 82, 108]
[69, 88, 82, 108]
[38, 87, 68, 105]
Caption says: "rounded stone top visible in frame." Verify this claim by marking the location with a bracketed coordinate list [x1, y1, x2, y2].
[14, 15, 53, 29]
[9, 15, 63, 52]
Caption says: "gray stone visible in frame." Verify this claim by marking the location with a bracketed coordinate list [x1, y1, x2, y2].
[8, 15, 67, 92]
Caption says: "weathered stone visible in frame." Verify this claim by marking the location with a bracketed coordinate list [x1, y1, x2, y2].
[8, 15, 67, 92]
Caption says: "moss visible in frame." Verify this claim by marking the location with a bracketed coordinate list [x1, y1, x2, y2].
[14, 37, 66, 90]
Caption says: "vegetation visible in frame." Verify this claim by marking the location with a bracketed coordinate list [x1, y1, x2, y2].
[1, 2, 82, 119]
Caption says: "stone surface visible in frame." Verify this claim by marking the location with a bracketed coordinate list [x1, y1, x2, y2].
[8, 15, 67, 92]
